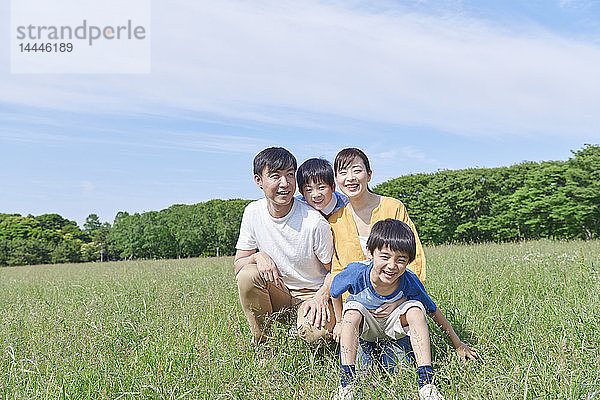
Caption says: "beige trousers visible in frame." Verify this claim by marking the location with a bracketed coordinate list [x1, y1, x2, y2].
[236, 264, 333, 344]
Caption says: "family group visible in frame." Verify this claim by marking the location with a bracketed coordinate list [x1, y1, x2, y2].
[234, 147, 478, 400]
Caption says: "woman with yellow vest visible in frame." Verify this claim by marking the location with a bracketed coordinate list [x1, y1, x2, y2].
[329, 147, 426, 282]
[328, 147, 427, 369]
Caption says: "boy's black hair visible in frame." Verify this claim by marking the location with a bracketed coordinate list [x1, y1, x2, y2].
[367, 219, 416, 263]
[297, 158, 335, 191]
[253, 147, 297, 176]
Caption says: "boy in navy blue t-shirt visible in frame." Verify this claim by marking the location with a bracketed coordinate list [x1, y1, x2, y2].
[330, 219, 478, 400]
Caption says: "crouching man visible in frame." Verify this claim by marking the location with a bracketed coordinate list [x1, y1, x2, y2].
[234, 147, 335, 344]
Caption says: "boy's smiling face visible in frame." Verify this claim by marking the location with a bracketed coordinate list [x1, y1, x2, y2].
[369, 246, 410, 285]
[301, 180, 334, 211]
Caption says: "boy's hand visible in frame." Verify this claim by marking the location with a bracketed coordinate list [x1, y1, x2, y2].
[332, 322, 342, 343]
[370, 297, 407, 318]
[456, 342, 479, 363]
[255, 251, 282, 285]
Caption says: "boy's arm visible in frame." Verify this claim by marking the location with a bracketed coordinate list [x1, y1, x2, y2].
[331, 295, 344, 342]
[429, 308, 478, 362]
[370, 297, 406, 317]
[329, 266, 355, 341]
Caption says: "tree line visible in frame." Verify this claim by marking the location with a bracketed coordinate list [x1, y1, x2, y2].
[0, 199, 249, 266]
[1, 145, 598, 267]
[374, 144, 599, 244]
[107, 200, 249, 260]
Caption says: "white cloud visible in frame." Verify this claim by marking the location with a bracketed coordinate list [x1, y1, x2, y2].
[374, 150, 398, 160]
[558, 0, 585, 8]
[2, 0, 600, 140]
[372, 147, 432, 161]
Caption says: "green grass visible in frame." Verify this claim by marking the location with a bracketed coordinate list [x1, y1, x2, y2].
[1, 240, 599, 399]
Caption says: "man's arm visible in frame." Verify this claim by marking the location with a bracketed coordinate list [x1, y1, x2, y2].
[234, 249, 282, 283]
[429, 308, 478, 362]
[303, 218, 335, 329]
[302, 261, 332, 329]
[234, 249, 256, 275]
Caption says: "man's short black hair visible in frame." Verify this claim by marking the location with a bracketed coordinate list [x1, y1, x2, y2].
[297, 158, 335, 191]
[253, 147, 297, 176]
[367, 219, 416, 263]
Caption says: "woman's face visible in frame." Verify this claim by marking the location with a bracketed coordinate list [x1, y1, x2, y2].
[336, 157, 371, 199]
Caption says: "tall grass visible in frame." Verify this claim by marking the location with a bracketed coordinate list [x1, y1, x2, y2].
[1, 240, 598, 399]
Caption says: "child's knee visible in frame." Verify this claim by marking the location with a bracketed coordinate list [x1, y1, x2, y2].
[342, 309, 363, 327]
[404, 306, 426, 324]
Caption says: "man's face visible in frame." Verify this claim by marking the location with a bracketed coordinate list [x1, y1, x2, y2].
[369, 246, 409, 285]
[255, 167, 296, 206]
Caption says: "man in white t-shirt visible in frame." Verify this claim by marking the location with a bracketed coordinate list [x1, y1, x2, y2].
[235, 147, 335, 344]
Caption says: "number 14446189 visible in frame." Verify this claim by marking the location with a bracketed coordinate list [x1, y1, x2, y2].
[19, 43, 73, 52]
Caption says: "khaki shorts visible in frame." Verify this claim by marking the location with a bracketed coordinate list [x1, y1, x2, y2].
[343, 299, 426, 342]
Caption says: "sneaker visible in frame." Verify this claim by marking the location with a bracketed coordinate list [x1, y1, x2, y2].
[419, 384, 445, 400]
[333, 384, 355, 400]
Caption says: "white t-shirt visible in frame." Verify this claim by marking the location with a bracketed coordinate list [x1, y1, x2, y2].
[358, 235, 369, 259]
[236, 198, 334, 290]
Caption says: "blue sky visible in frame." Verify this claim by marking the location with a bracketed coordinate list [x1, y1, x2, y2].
[1, 0, 599, 227]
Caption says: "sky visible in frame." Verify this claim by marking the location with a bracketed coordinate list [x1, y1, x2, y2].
[1, 0, 599, 227]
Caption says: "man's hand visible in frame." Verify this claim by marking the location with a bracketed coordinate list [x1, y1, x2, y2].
[456, 341, 479, 363]
[369, 297, 407, 318]
[302, 293, 330, 329]
[255, 251, 282, 284]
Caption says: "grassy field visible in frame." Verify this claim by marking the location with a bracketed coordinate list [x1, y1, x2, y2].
[1, 240, 599, 399]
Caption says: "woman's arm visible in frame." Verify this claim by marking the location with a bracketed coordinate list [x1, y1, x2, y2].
[397, 204, 426, 282]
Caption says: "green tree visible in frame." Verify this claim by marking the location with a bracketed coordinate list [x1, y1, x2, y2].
[565, 144, 600, 238]
[80, 242, 100, 262]
[374, 145, 599, 244]
[84, 214, 102, 236]
[51, 238, 82, 264]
